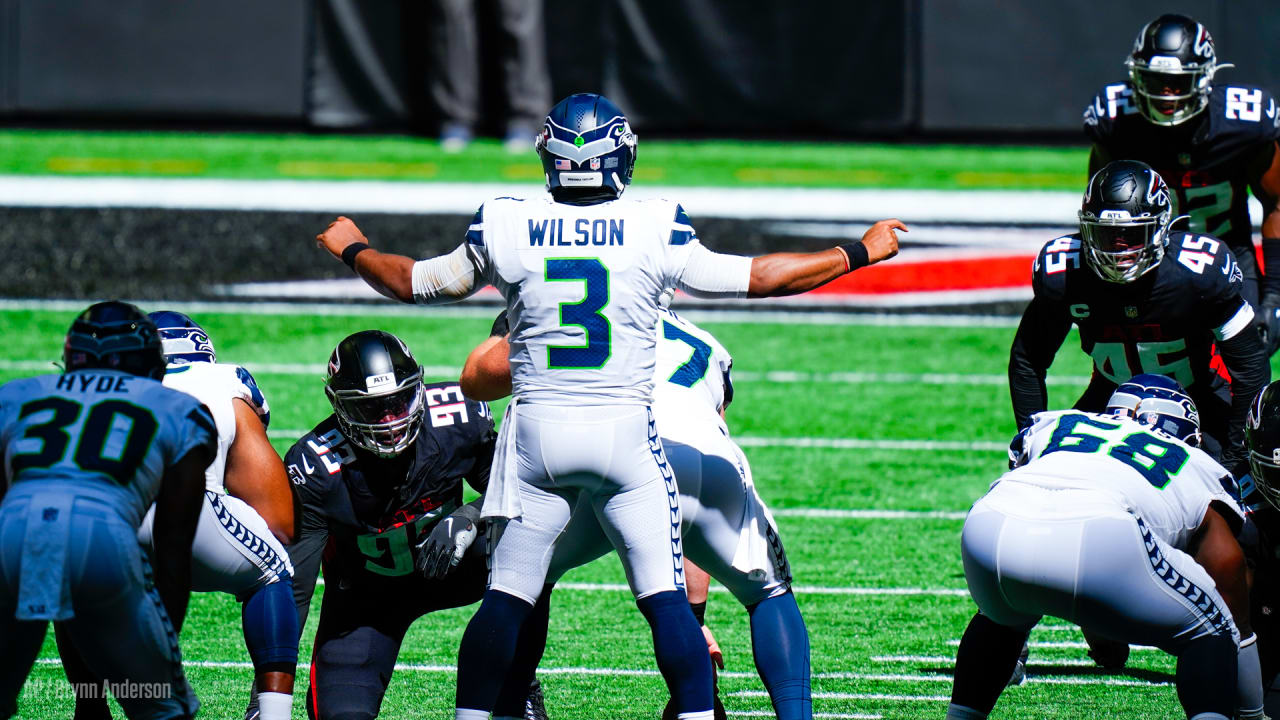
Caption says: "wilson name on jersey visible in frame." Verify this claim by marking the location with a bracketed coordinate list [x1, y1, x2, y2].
[1031, 230, 1253, 389]
[284, 382, 495, 579]
[468, 196, 708, 405]
[1006, 409, 1240, 549]
[1085, 81, 1280, 248]
[0, 370, 216, 525]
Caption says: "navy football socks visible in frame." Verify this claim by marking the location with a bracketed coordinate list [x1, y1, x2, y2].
[492, 585, 553, 717]
[748, 591, 811, 720]
[241, 576, 299, 673]
[636, 589, 714, 716]
[456, 589, 536, 712]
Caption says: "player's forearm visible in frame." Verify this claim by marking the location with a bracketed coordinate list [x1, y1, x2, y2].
[351, 248, 417, 303]
[747, 249, 851, 298]
[225, 399, 296, 543]
[1221, 330, 1271, 459]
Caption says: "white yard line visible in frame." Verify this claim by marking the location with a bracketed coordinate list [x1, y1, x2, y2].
[729, 713, 880, 719]
[770, 509, 967, 520]
[731, 690, 951, 702]
[0, 175, 1082, 222]
[554, 582, 969, 597]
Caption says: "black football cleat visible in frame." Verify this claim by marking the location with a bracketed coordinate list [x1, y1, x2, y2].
[525, 678, 549, 720]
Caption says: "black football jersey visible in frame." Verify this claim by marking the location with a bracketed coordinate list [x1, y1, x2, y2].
[1010, 231, 1250, 430]
[285, 381, 496, 582]
[1240, 507, 1280, 682]
[1084, 81, 1280, 251]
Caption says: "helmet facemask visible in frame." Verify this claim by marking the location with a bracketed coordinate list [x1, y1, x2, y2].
[1126, 56, 1217, 126]
[326, 377, 425, 458]
[1078, 208, 1169, 283]
[1248, 449, 1280, 511]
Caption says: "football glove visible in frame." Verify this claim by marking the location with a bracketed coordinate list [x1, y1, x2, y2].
[414, 503, 481, 580]
[491, 309, 510, 337]
[1259, 296, 1280, 356]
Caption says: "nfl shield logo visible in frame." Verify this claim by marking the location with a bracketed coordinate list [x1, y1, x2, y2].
[1125, 305, 1139, 318]
[590, 157, 601, 170]
[554, 159, 571, 170]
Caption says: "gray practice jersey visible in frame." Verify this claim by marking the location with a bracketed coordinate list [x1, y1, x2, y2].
[1004, 409, 1242, 549]
[0, 370, 216, 527]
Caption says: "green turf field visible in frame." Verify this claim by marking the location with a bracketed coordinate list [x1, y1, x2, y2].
[0, 304, 1241, 719]
[0, 129, 1089, 190]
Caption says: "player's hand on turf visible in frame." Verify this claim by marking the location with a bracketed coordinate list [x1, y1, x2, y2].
[861, 219, 907, 265]
[702, 624, 725, 670]
[414, 505, 480, 579]
[316, 216, 370, 261]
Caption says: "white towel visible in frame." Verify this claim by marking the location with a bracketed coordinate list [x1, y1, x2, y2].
[481, 398, 524, 520]
[16, 492, 75, 621]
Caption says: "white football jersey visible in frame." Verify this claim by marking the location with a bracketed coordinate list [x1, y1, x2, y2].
[1001, 409, 1241, 549]
[161, 362, 270, 492]
[471, 196, 728, 405]
[652, 308, 734, 450]
[0, 370, 216, 526]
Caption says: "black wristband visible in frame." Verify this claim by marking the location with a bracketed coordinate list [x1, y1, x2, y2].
[689, 600, 707, 626]
[341, 242, 371, 270]
[838, 241, 870, 272]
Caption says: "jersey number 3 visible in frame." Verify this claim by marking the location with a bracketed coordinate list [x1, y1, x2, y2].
[547, 258, 611, 369]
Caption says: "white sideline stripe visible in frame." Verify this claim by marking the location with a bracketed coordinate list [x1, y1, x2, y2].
[734, 437, 1007, 452]
[0, 175, 1081, 222]
[554, 582, 969, 597]
[258, 428, 1008, 454]
[0, 359, 1086, 389]
[731, 690, 951, 702]
[770, 509, 967, 520]
[800, 673, 1171, 689]
[945, 639, 1160, 651]
[872, 655, 1095, 667]
[0, 297, 1024, 327]
[732, 707, 880, 712]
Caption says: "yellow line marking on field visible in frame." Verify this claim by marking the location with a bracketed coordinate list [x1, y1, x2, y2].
[277, 160, 438, 178]
[47, 157, 207, 175]
[952, 171, 1084, 188]
[734, 167, 887, 184]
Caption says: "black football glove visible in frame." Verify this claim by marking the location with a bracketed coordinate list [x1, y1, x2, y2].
[491, 309, 510, 337]
[1259, 295, 1280, 356]
[414, 503, 481, 580]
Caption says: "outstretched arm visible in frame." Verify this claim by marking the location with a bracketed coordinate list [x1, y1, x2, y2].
[316, 216, 484, 305]
[746, 219, 905, 298]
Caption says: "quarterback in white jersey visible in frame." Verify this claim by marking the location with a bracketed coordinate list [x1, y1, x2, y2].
[947, 375, 1263, 720]
[0, 303, 213, 720]
[462, 307, 812, 719]
[316, 92, 904, 720]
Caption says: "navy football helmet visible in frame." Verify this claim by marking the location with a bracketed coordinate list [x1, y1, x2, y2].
[149, 310, 216, 364]
[1247, 382, 1280, 509]
[535, 93, 637, 203]
[1107, 373, 1201, 446]
[63, 301, 166, 380]
[1079, 160, 1177, 284]
[325, 330, 425, 457]
[1126, 14, 1228, 126]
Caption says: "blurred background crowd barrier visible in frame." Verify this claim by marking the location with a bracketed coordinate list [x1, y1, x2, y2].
[2, 0, 1277, 138]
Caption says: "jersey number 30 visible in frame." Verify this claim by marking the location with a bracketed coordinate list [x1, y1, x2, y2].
[547, 258, 611, 369]
[11, 397, 158, 485]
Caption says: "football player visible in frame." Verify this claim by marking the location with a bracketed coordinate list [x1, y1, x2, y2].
[65, 311, 301, 720]
[0, 302, 215, 719]
[1084, 13, 1280, 351]
[1238, 381, 1280, 716]
[948, 377, 1265, 720]
[314, 91, 903, 720]
[459, 305, 812, 720]
[1008, 159, 1270, 480]
[281, 330, 544, 720]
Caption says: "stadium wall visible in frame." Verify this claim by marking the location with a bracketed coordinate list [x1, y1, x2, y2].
[1, 1, 1277, 136]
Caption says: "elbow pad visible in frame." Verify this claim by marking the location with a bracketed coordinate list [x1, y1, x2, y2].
[411, 244, 486, 304]
[676, 244, 752, 298]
